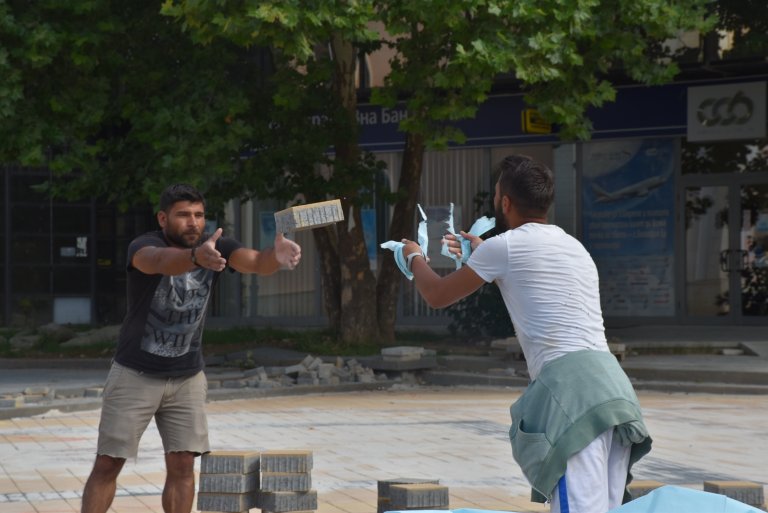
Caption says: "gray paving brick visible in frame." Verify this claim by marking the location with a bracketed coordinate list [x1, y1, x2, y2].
[262, 510, 315, 513]
[703, 480, 765, 507]
[200, 451, 260, 475]
[258, 490, 317, 512]
[260, 472, 311, 492]
[260, 450, 313, 472]
[628, 479, 665, 500]
[199, 471, 259, 493]
[0, 396, 24, 408]
[388, 483, 449, 509]
[377, 477, 439, 498]
[196, 491, 259, 512]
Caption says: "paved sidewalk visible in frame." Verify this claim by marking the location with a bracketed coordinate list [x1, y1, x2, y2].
[1, 387, 766, 513]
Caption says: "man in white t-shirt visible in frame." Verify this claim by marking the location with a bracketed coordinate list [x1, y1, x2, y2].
[400, 155, 650, 513]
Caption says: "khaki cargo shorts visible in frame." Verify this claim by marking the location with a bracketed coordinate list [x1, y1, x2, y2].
[96, 361, 209, 459]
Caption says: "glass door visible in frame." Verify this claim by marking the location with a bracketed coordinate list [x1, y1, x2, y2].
[684, 185, 731, 317]
[740, 184, 768, 317]
[684, 182, 768, 320]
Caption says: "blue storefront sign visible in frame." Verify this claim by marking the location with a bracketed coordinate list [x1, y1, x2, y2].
[357, 81, 693, 151]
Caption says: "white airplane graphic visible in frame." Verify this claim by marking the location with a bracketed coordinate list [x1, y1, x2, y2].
[591, 173, 670, 203]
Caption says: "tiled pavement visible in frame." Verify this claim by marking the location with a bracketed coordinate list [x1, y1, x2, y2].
[0, 387, 767, 513]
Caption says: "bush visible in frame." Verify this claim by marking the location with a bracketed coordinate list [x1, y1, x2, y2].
[446, 283, 514, 339]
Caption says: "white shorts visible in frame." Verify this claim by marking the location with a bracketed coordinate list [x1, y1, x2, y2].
[549, 428, 631, 513]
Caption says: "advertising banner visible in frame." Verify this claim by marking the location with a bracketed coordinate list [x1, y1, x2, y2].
[582, 139, 676, 316]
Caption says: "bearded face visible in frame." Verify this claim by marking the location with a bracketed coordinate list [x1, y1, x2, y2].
[158, 201, 206, 248]
[493, 181, 509, 232]
[494, 201, 509, 232]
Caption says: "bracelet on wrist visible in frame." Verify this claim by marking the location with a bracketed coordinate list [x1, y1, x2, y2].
[190, 246, 202, 267]
[406, 252, 424, 273]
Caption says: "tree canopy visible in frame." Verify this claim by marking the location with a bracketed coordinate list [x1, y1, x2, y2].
[2, 0, 717, 342]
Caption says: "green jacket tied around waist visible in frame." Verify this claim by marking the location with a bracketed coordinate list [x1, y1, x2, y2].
[509, 349, 652, 503]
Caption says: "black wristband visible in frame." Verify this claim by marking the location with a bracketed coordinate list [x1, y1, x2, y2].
[190, 246, 202, 267]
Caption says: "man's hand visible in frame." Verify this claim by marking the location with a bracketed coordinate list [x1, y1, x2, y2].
[442, 230, 483, 260]
[195, 228, 227, 271]
[274, 233, 302, 270]
[401, 239, 425, 259]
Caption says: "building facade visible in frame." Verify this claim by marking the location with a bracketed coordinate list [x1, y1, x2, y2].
[2, 35, 767, 331]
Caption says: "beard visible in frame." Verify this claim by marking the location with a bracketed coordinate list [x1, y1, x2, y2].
[165, 228, 201, 248]
[494, 203, 509, 232]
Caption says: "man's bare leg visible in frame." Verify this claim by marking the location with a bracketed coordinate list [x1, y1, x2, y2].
[81, 455, 126, 513]
[162, 451, 196, 513]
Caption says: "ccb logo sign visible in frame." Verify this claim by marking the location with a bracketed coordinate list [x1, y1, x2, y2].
[696, 90, 753, 127]
[687, 82, 766, 142]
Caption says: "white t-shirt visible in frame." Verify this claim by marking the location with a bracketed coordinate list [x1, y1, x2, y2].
[467, 223, 608, 380]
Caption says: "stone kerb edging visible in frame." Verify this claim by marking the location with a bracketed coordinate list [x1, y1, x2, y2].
[0, 352, 422, 420]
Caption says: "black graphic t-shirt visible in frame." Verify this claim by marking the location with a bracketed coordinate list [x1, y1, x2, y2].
[114, 230, 243, 377]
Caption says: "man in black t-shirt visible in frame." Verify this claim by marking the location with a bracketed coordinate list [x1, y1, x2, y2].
[81, 184, 302, 513]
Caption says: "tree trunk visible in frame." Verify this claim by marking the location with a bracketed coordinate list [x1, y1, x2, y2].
[312, 225, 341, 332]
[337, 201, 379, 343]
[376, 131, 426, 342]
[322, 33, 380, 344]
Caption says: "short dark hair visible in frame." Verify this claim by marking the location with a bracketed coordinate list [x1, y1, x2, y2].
[494, 155, 554, 217]
[159, 184, 206, 212]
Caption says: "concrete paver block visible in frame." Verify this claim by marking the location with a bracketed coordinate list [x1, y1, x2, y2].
[83, 387, 103, 398]
[260, 472, 312, 492]
[198, 471, 259, 493]
[196, 491, 260, 512]
[200, 451, 261, 475]
[0, 396, 24, 408]
[388, 483, 449, 509]
[274, 199, 343, 233]
[628, 480, 665, 500]
[382, 346, 424, 361]
[377, 477, 440, 498]
[258, 489, 317, 512]
[703, 480, 765, 507]
[260, 450, 313, 473]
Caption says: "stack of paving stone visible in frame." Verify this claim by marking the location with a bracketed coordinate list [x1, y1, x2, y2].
[377, 478, 447, 512]
[703, 480, 765, 510]
[197, 451, 261, 513]
[259, 450, 318, 513]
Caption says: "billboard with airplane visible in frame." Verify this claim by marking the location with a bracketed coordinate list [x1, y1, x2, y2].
[581, 138, 676, 317]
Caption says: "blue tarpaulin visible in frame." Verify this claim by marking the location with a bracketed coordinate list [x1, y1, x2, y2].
[608, 486, 763, 513]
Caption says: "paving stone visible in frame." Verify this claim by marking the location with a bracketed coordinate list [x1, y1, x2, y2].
[222, 379, 249, 388]
[0, 396, 24, 408]
[703, 480, 765, 507]
[284, 364, 306, 375]
[199, 471, 259, 493]
[262, 510, 315, 513]
[84, 387, 103, 398]
[382, 346, 424, 361]
[296, 372, 319, 386]
[54, 387, 86, 399]
[377, 497, 391, 513]
[258, 490, 317, 512]
[200, 451, 261, 475]
[260, 472, 311, 492]
[377, 478, 439, 498]
[628, 480, 665, 500]
[196, 491, 260, 512]
[388, 483, 449, 509]
[274, 199, 343, 233]
[23, 386, 51, 396]
[260, 450, 313, 473]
